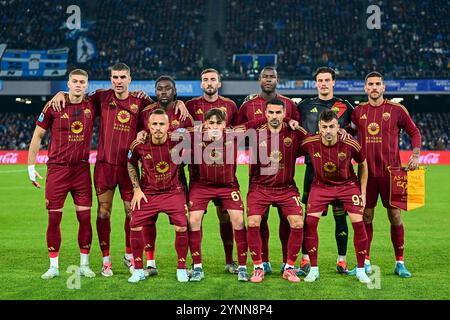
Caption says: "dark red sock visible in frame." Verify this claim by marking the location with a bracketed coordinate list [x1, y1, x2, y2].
[124, 216, 132, 254]
[47, 211, 62, 256]
[305, 216, 320, 266]
[391, 224, 405, 261]
[175, 230, 188, 269]
[352, 221, 368, 268]
[365, 222, 373, 259]
[143, 224, 157, 259]
[130, 229, 144, 269]
[76, 210, 92, 254]
[260, 218, 270, 262]
[247, 226, 262, 265]
[188, 230, 202, 265]
[219, 222, 234, 264]
[279, 216, 290, 263]
[96, 216, 111, 257]
[287, 227, 303, 266]
[234, 228, 248, 266]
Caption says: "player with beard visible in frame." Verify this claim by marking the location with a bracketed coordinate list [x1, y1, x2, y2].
[237, 66, 301, 275]
[347, 72, 421, 278]
[185, 68, 240, 274]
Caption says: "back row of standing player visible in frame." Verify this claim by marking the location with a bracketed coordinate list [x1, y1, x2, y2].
[30, 64, 421, 282]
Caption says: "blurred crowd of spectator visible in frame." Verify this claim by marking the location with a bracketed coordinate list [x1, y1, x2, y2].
[0, 0, 448, 80]
[0, 112, 99, 150]
[0, 0, 206, 79]
[400, 112, 450, 150]
[223, 0, 449, 79]
[1, 111, 448, 151]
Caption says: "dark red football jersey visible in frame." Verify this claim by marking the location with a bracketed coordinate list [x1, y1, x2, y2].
[186, 95, 238, 126]
[249, 124, 308, 188]
[188, 131, 239, 188]
[90, 89, 152, 166]
[301, 135, 365, 186]
[128, 136, 183, 194]
[236, 94, 300, 125]
[37, 97, 96, 165]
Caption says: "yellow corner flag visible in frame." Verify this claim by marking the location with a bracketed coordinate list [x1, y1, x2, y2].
[389, 166, 425, 211]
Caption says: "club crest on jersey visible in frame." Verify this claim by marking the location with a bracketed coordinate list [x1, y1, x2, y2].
[71, 121, 84, 134]
[323, 162, 337, 173]
[338, 152, 347, 161]
[368, 122, 380, 135]
[117, 110, 131, 124]
[284, 137, 292, 147]
[382, 112, 391, 121]
[171, 119, 180, 128]
[130, 104, 139, 113]
[269, 150, 283, 163]
[156, 161, 169, 173]
[331, 106, 339, 114]
[83, 108, 92, 118]
[38, 113, 45, 122]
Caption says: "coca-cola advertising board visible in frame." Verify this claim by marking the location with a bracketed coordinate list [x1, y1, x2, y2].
[0, 150, 449, 165]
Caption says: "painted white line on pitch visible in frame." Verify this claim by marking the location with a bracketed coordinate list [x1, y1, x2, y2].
[0, 169, 28, 173]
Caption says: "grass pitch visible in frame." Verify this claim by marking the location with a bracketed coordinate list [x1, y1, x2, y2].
[0, 164, 449, 300]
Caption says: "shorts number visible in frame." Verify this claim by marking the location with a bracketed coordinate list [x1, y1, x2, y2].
[292, 196, 302, 206]
[352, 195, 362, 206]
[231, 191, 241, 202]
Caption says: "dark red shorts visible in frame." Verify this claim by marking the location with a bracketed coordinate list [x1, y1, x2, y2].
[188, 183, 244, 212]
[366, 176, 393, 209]
[246, 185, 303, 218]
[130, 191, 187, 228]
[94, 161, 133, 202]
[45, 164, 92, 210]
[307, 182, 364, 214]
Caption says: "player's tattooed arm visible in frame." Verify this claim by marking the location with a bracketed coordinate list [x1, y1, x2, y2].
[127, 162, 141, 189]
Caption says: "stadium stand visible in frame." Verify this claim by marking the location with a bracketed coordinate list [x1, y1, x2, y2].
[0, 0, 206, 79]
[223, 0, 449, 79]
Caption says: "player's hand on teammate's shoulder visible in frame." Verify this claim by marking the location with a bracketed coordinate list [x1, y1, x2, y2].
[28, 164, 43, 188]
[338, 128, 352, 142]
[288, 119, 301, 130]
[132, 90, 150, 100]
[174, 100, 189, 121]
[48, 91, 67, 112]
[136, 130, 148, 143]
